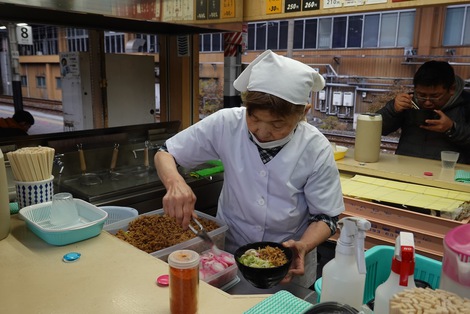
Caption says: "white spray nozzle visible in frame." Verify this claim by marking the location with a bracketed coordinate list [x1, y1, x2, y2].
[337, 217, 371, 274]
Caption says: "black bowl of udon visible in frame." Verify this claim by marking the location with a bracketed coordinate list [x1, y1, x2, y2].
[234, 241, 293, 289]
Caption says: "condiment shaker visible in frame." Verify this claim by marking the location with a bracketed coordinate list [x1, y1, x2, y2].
[168, 250, 200, 314]
[354, 113, 382, 163]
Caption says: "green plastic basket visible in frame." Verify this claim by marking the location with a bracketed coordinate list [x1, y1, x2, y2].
[314, 245, 442, 304]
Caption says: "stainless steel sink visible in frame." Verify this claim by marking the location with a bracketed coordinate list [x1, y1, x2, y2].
[55, 166, 161, 202]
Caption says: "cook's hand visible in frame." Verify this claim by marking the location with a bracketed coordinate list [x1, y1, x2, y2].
[280, 239, 308, 284]
[420, 110, 454, 133]
[162, 180, 197, 230]
[393, 93, 415, 113]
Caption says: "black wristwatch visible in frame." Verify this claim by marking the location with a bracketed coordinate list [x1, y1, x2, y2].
[445, 122, 456, 137]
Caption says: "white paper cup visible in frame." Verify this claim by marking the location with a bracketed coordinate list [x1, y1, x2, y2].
[441, 151, 459, 169]
[15, 176, 54, 209]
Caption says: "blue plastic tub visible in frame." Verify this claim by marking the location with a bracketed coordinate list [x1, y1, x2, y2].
[314, 245, 442, 304]
[99, 206, 138, 226]
[19, 199, 108, 246]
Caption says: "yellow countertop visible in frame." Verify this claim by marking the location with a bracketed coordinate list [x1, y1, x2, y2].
[336, 148, 470, 193]
[0, 215, 268, 314]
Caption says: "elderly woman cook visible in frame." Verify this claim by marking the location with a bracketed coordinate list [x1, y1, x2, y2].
[154, 50, 345, 288]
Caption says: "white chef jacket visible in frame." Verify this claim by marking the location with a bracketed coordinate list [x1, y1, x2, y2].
[165, 107, 345, 254]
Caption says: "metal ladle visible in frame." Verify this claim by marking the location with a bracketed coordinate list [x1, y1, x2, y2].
[132, 141, 151, 178]
[77, 144, 102, 186]
[109, 144, 124, 180]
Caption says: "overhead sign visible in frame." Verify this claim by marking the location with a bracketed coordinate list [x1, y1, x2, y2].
[16, 25, 33, 45]
[266, 0, 282, 14]
[285, 0, 302, 13]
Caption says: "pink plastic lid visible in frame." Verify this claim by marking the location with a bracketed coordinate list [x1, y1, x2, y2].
[444, 224, 470, 260]
[442, 224, 470, 286]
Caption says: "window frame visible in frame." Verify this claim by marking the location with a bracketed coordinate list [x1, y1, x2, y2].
[245, 9, 415, 51]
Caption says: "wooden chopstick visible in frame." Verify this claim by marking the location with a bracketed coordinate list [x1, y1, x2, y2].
[410, 99, 420, 110]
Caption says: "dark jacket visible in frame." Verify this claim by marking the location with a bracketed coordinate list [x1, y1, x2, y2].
[0, 117, 28, 137]
[377, 91, 470, 164]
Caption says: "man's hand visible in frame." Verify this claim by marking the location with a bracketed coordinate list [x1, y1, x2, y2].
[421, 110, 454, 133]
[393, 93, 415, 113]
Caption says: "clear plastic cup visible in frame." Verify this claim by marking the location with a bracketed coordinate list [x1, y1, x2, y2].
[49, 192, 80, 227]
[441, 151, 459, 169]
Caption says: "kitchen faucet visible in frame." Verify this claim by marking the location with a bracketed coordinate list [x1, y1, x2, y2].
[53, 154, 65, 174]
[132, 141, 151, 169]
[131, 140, 159, 159]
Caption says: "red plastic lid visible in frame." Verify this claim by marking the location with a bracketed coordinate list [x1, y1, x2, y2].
[156, 274, 169, 287]
[444, 224, 470, 261]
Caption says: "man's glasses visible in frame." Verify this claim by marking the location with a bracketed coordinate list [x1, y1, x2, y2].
[414, 93, 446, 103]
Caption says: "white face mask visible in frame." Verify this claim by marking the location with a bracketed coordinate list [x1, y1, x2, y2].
[250, 128, 295, 149]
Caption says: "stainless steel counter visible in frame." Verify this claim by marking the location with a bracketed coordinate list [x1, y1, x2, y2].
[55, 163, 224, 216]
[226, 270, 318, 303]
[1, 121, 224, 216]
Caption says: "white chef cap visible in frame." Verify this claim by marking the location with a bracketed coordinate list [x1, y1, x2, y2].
[233, 50, 325, 105]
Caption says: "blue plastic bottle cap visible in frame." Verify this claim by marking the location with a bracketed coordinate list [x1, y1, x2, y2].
[63, 252, 81, 263]
[156, 274, 169, 287]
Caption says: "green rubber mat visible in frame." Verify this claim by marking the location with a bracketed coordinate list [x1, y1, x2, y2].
[244, 290, 313, 314]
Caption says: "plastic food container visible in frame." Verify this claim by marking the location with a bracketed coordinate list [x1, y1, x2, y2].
[104, 209, 228, 262]
[333, 145, 348, 161]
[19, 199, 108, 246]
[314, 245, 442, 304]
[199, 249, 239, 290]
[440, 224, 470, 299]
[99, 206, 139, 226]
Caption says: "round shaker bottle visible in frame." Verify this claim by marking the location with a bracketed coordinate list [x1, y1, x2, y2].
[168, 250, 200, 314]
[354, 113, 383, 163]
[440, 224, 470, 299]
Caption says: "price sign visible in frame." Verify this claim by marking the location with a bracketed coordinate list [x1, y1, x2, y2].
[303, 0, 320, 11]
[266, 0, 282, 14]
[222, 0, 235, 18]
[196, 0, 208, 20]
[323, 0, 342, 9]
[208, 0, 220, 19]
[16, 25, 33, 45]
[365, 0, 387, 3]
[344, 0, 364, 6]
[285, 0, 301, 12]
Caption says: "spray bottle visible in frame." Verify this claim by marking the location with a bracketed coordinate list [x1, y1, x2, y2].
[374, 232, 416, 314]
[320, 217, 371, 310]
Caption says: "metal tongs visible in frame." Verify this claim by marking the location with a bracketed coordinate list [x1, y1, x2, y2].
[189, 218, 222, 255]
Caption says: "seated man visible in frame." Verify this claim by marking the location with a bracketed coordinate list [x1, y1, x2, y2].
[377, 61, 470, 164]
[0, 110, 35, 137]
